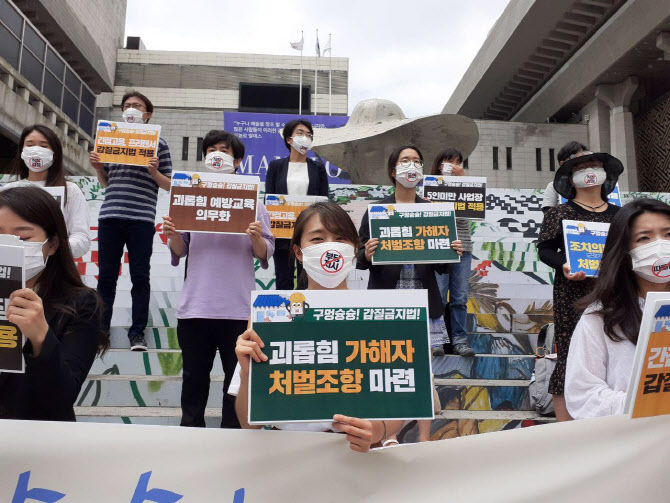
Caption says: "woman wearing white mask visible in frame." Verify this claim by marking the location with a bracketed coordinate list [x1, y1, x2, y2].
[266, 119, 329, 291]
[232, 202, 406, 452]
[3, 125, 90, 258]
[358, 145, 463, 442]
[538, 151, 624, 421]
[162, 130, 275, 429]
[565, 198, 670, 419]
[0, 186, 107, 421]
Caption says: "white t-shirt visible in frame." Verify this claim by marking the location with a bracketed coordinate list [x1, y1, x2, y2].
[228, 363, 332, 432]
[2, 179, 91, 258]
[286, 162, 309, 196]
[565, 302, 639, 419]
[542, 181, 560, 209]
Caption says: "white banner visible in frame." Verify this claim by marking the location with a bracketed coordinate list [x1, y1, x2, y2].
[1, 414, 669, 502]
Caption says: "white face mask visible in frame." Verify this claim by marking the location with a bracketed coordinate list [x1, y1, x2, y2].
[21, 146, 54, 173]
[395, 164, 423, 189]
[300, 242, 355, 289]
[122, 108, 145, 124]
[630, 239, 670, 284]
[291, 135, 312, 155]
[572, 167, 607, 189]
[0, 234, 49, 281]
[441, 163, 455, 176]
[204, 151, 235, 173]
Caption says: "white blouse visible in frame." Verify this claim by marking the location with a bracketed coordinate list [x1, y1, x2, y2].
[286, 162, 309, 196]
[565, 302, 638, 419]
[2, 179, 91, 258]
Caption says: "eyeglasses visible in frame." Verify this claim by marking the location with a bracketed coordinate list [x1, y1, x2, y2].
[123, 102, 147, 111]
[293, 133, 314, 140]
[397, 160, 424, 169]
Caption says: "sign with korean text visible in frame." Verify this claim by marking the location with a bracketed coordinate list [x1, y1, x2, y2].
[42, 186, 65, 211]
[249, 289, 433, 423]
[265, 194, 329, 239]
[169, 171, 260, 235]
[0, 239, 25, 373]
[562, 220, 609, 277]
[368, 202, 460, 265]
[559, 183, 622, 207]
[422, 176, 487, 220]
[626, 293, 670, 419]
[94, 120, 161, 167]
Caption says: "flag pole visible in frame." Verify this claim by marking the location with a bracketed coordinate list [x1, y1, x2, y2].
[299, 31, 303, 115]
[314, 29, 319, 116]
[328, 33, 332, 116]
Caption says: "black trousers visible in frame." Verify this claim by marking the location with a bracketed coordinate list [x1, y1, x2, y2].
[97, 218, 155, 337]
[273, 246, 307, 290]
[177, 318, 247, 428]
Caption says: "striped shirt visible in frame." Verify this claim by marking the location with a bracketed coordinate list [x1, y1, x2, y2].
[99, 137, 172, 223]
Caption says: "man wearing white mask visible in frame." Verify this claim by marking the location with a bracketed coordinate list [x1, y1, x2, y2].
[565, 198, 670, 419]
[162, 130, 274, 429]
[90, 91, 172, 352]
[538, 150, 623, 421]
[266, 119, 329, 290]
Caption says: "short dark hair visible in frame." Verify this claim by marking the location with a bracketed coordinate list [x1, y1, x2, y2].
[387, 144, 423, 185]
[557, 141, 588, 163]
[431, 148, 463, 175]
[202, 130, 245, 160]
[282, 119, 314, 150]
[121, 91, 154, 114]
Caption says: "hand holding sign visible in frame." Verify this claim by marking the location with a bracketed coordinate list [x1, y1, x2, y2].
[236, 328, 267, 377]
[7, 289, 49, 356]
[562, 263, 587, 281]
[365, 238, 379, 262]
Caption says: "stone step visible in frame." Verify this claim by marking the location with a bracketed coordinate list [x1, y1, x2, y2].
[107, 329, 542, 354]
[74, 407, 552, 423]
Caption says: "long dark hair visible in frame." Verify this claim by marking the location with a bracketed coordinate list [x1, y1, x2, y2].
[10, 125, 68, 205]
[0, 187, 108, 354]
[577, 198, 670, 343]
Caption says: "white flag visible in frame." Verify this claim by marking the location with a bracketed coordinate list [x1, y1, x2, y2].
[323, 34, 332, 55]
[290, 33, 304, 51]
[315, 33, 321, 57]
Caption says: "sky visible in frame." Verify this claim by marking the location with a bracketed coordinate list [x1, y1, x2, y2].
[124, 0, 510, 118]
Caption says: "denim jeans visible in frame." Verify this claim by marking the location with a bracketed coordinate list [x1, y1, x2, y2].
[436, 252, 472, 345]
[97, 218, 155, 337]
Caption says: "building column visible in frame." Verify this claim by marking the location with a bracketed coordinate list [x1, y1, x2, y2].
[595, 76, 640, 191]
[657, 32, 670, 60]
[580, 98, 610, 152]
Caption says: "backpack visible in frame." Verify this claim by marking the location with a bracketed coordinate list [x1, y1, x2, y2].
[529, 323, 557, 416]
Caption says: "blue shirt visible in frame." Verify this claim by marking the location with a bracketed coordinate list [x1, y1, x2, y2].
[99, 137, 172, 223]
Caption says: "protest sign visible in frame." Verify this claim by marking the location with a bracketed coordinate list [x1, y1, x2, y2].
[562, 220, 609, 277]
[559, 183, 622, 207]
[42, 186, 65, 211]
[626, 292, 670, 419]
[265, 194, 329, 239]
[0, 238, 25, 373]
[422, 176, 487, 220]
[248, 289, 433, 424]
[169, 171, 260, 234]
[368, 202, 460, 265]
[223, 112, 349, 183]
[94, 120, 161, 167]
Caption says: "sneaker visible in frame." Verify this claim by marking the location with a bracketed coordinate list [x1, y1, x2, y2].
[452, 343, 475, 357]
[432, 346, 445, 357]
[129, 333, 148, 352]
